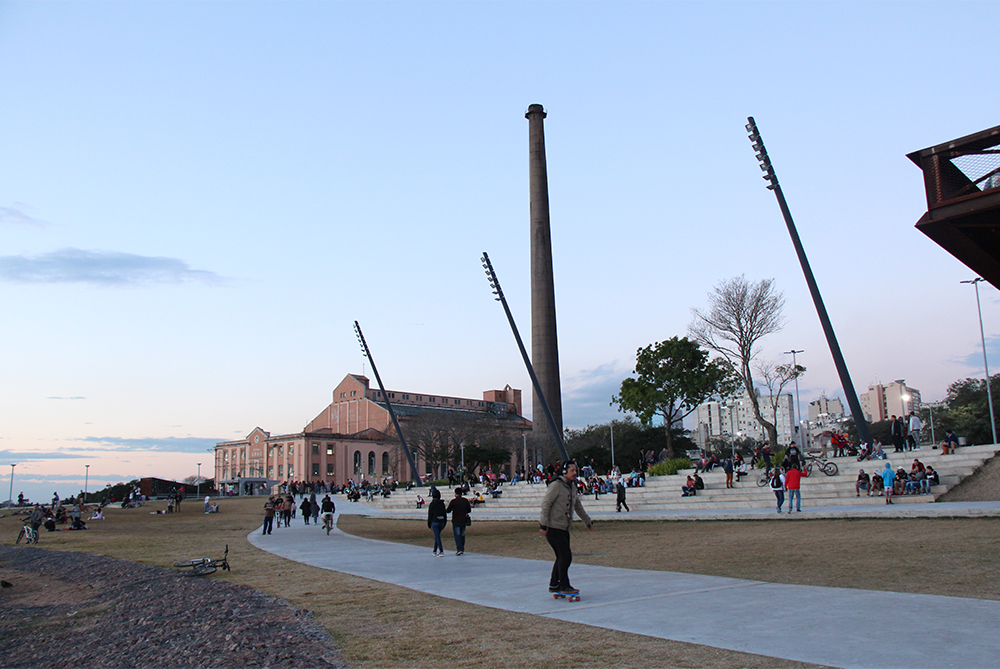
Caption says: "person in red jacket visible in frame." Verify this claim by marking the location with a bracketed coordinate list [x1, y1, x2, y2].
[784, 465, 808, 514]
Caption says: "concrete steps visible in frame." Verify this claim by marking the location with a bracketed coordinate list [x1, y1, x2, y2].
[352, 444, 999, 515]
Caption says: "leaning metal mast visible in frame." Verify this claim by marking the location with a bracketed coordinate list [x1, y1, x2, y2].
[481, 252, 570, 463]
[354, 321, 422, 485]
[746, 117, 872, 445]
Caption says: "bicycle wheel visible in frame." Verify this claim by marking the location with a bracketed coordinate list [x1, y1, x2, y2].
[28, 530, 38, 545]
[822, 461, 839, 476]
[15, 528, 25, 545]
[186, 564, 217, 576]
[756, 472, 768, 487]
[174, 558, 210, 568]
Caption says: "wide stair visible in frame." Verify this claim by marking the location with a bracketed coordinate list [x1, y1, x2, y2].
[353, 444, 999, 516]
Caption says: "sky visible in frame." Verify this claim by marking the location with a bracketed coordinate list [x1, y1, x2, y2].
[1, 1, 998, 504]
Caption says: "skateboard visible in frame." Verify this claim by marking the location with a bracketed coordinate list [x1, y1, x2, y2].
[552, 591, 581, 602]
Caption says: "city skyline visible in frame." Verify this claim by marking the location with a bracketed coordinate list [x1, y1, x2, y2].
[1, 2, 998, 504]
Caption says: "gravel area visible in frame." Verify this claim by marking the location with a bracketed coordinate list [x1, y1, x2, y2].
[0, 546, 347, 669]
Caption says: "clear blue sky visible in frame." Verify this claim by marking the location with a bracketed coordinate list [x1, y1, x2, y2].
[1, 1, 997, 503]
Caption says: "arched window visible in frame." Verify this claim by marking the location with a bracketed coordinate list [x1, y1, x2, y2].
[382, 452, 390, 475]
[368, 451, 376, 476]
[353, 451, 362, 475]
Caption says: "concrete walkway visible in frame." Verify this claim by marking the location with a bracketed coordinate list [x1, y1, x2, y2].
[248, 503, 1000, 669]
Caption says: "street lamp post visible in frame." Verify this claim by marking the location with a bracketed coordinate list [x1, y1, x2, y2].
[926, 401, 944, 446]
[197, 463, 202, 498]
[7, 464, 15, 509]
[784, 349, 804, 446]
[961, 278, 997, 445]
[84, 464, 90, 503]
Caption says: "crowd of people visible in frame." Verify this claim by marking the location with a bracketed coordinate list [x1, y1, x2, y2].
[855, 460, 939, 503]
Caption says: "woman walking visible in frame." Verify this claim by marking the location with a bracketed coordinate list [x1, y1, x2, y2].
[769, 467, 786, 514]
[446, 488, 472, 555]
[426, 489, 447, 556]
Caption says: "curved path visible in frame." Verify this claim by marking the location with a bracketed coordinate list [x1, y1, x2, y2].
[249, 503, 1000, 669]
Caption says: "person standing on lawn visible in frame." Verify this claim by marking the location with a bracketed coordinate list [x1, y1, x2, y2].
[539, 462, 593, 597]
[262, 498, 275, 535]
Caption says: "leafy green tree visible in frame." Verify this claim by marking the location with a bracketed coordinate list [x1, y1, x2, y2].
[934, 375, 1000, 445]
[612, 337, 737, 455]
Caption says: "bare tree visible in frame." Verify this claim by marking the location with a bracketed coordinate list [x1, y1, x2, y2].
[755, 359, 806, 446]
[689, 276, 786, 449]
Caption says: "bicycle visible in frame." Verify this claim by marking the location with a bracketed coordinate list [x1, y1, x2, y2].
[805, 455, 839, 477]
[15, 522, 38, 545]
[321, 512, 334, 535]
[174, 545, 230, 576]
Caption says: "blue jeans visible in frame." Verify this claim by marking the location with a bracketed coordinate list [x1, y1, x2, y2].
[431, 522, 445, 553]
[453, 522, 466, 552]
[773, 489, 784, 511]
[788, 488, 801, 511]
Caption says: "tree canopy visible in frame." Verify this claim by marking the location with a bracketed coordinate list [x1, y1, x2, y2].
[612, 336, 736, 453]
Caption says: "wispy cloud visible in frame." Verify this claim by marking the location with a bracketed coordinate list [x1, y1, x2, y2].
[0, 449, 88, 461]
[953, 334, 1000, 373]
[47, 396, 86, 401]
[77, 436, 221, 453]
[0, 202, 49, 227]
[0, 248, 222, 286]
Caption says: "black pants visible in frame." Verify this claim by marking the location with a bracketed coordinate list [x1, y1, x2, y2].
[617, 499, 629, 511]
[546, 528, 573, 591]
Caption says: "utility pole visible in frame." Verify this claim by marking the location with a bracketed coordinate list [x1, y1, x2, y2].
[961, 278, 997, 444]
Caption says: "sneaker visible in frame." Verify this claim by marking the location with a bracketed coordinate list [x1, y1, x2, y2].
[549, 586, 561, 593]
[456, 551, 463, 556]
[436, 552, 444, 558]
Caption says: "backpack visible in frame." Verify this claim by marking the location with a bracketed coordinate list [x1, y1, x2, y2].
[770, 474, 782, 489]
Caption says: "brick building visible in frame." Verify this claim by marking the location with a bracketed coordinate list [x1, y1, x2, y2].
[214, 374, 530, 492]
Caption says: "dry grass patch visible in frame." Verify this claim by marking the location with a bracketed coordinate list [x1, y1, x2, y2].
[0, 500, 827, 669]
[338, 514, 1000, 601]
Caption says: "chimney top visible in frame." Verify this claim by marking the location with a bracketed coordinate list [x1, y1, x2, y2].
[525, 103, 546, 118]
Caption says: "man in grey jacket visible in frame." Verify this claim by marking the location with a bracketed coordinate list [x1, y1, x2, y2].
[539, 462, 593, 597]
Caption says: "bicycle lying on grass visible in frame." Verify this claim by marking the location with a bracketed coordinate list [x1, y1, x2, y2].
[174, 545, 230, 576]
[15, 522, 38, 545]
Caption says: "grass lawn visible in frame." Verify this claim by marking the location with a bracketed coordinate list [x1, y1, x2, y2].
[8, 498, 996, 668]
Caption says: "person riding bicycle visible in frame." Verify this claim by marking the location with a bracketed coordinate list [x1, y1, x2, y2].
[320, 495, 335, 529]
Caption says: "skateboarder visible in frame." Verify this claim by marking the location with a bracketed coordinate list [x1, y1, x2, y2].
[539, 461, 593, 599]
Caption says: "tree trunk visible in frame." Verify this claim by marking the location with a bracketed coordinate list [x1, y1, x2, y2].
[741, 362, 779, 449]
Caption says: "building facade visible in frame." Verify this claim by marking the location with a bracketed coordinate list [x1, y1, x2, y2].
[860, 380, 921, 423]
[691, 389, 796, 448]
[215, 374, 530, 492]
